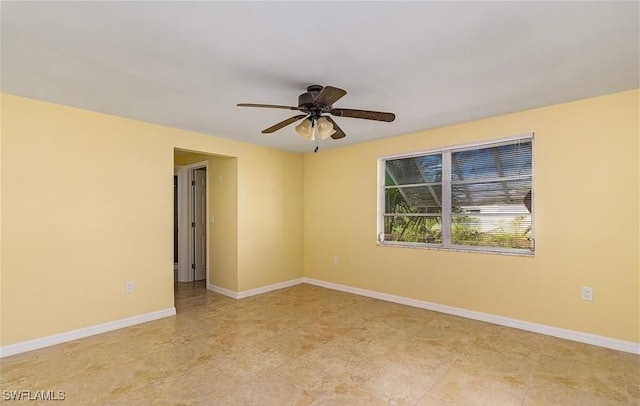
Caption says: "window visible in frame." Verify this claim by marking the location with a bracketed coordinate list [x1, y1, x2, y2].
[379, 135, 533, 255]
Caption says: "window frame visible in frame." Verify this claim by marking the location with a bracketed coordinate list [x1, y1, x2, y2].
[377, 133, 534, 256]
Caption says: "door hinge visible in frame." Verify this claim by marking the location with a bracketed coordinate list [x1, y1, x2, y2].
[191, 263, 196, 269]
[191, 222, 196, 227]
[191, 180, 196, 186]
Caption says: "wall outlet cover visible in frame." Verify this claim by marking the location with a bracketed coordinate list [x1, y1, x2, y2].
[125, 281, 135, 294]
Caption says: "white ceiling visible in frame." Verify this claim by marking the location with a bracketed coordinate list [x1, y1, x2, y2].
[1, 2, 638, 153]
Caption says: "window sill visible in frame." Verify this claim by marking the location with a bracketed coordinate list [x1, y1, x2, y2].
[376, 241, 535, 257]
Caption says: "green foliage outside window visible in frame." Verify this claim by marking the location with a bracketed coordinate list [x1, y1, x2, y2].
[384, 188, 531, 249]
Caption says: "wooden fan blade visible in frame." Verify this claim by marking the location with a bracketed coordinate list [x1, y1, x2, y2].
[237, 103, 301, 111]
[261, 114, 308, 134]
[324, 116, 346, 139]
[313, 86, 347, 106]
[330, 108, 395, 122]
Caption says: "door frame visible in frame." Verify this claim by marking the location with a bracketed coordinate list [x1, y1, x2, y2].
[175, 161, 209, 283]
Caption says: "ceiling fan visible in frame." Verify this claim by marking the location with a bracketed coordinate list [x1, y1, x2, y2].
[237, 85, 395, 151]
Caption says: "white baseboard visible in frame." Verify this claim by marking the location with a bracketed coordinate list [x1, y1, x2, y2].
[302, 278, 640, 355]
[208, 278, 303, 299]
[207, 283, 240, 299]
[0, 308, 176, 358]
[237, 278, 303, 299]
[12, 278, 632, 358]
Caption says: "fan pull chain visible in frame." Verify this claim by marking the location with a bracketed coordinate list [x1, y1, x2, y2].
[313, 118, 320, 153]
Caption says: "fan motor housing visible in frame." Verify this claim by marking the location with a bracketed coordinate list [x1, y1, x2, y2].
[298, 85, 325, 110]
[298, 92, 314, 108]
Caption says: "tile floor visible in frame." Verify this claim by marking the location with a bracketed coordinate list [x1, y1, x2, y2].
[1, 282, 638, 405]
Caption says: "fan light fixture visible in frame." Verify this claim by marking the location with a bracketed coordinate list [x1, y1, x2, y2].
[295, 116, 335, 140]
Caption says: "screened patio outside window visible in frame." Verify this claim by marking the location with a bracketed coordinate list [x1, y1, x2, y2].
[379, 135, 533, 255]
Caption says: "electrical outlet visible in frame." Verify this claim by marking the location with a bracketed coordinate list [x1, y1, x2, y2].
[581, 286, 593, 301]
[125, 280, 135, 294]
[333, 256, 340, 265]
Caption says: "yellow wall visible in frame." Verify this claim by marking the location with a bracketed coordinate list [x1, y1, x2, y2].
[236, 149, 304, 291]
[304, 90, 639, 343]
[206, 155, 239, 291]
[0, 94, 304, 346]
[1, 90, 638, 347]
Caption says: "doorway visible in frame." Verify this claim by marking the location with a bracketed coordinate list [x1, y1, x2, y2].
[174, 150, 238, 298]
[175, 161, 208, 284]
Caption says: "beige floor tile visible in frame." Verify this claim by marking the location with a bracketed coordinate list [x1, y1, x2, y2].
[427, 363, 528, 406]
[2, 281, 638, 405]
[356, 358, 448, 405]
[296, 384, 389, 406]
[416, 394, 457, 406]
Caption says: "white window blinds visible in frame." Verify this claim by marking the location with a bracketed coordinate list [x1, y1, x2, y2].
[381, 135, 534, 254]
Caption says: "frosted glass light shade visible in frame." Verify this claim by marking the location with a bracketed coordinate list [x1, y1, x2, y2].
[317, 117, 336, 139]
[295, 118, 314, 140]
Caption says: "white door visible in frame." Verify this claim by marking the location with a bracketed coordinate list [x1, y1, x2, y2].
[193, 169, 207, 281]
